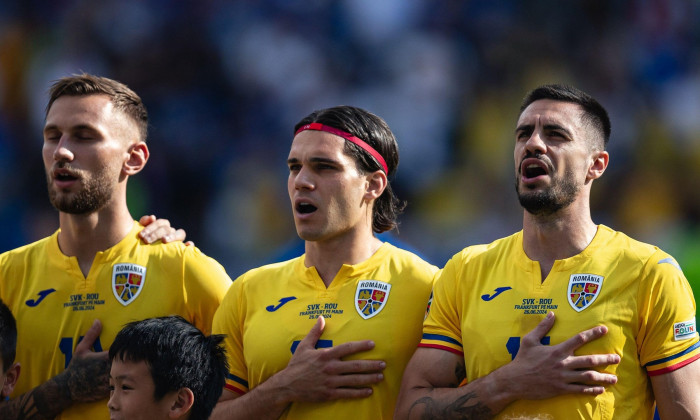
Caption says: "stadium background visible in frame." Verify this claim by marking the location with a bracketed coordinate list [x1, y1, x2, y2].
[0, 1, 698, 316]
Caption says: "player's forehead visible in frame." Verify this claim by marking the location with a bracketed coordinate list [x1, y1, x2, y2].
[45, 94, 114, 125]
[288, 130, 351, 162]
[44, 94, 135, 139]
[517, 99, 584, 131]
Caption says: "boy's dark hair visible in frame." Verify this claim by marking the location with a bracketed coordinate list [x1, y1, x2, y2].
[109, 316, 228, 420]
[0, 299, 17, 372]
[294, 105, 405, 233]
[46, 73, 149, 142]
[519, 84, 611, 149]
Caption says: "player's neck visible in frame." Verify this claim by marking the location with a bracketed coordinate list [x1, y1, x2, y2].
[304, 231, 383, 288]
[522, 202, 597, 281]
[57, 202, 135, 277]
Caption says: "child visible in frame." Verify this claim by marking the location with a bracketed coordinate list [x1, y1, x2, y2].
[108, 316, 228, 420]
[0, 299, 20, 400]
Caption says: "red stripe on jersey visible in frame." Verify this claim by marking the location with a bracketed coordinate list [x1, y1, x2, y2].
[418, 343, 464, 357]
[224, 383, 247, 395]
[647, 353, 700, 376]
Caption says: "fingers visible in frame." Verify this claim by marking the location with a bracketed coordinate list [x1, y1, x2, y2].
[521, 312, 556, 346]
[325, 359, 386, 375]
[75, 319, 102, 355]
[296, 316, 326, 352]
[167, 228, 187, 243]
[327, 372, 384, 389]
[138, 214, 156, 226]
[558, 325, 610, 353]
[138, 217, 188, 244]
[326, 339, 377, 359]
[565, 353, 621, 370]
[323, 387, 374, 400]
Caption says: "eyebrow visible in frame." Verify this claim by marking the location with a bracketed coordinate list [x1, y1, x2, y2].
[515, 123, 573, 137]
[109, 374, 134, 381]
[287, 157, 340, 165]
[43, 124, 98, 133]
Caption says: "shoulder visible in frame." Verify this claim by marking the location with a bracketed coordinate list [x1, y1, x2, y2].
[448, 231, 521, 266]
[0, 234, 54, 265]
[233, 257, 302, 287]
[597, 225, 679, 269]
[380, 243, 439, 275]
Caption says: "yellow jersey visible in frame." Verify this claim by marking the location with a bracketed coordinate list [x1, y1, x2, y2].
[0, 222, 232, 420]
[422, 225, 699, 420]
[213, 243, 436, 419]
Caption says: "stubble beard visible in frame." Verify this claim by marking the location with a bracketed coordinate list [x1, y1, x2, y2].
[515, 169, 580, 217]
[47, 169, 115, 215]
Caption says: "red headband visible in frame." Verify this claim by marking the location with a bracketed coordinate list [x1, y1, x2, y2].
[294, 122, 389, 173]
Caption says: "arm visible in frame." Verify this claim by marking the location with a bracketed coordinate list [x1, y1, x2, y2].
[212, 316, 385, 420]
[137, 215, 190, 245]
[651, 360, 700, 419]
[395, 312, 620, 419]
[0, 320, 109, 420]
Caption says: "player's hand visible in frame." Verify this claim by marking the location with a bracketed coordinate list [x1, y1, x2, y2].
[138, 215, 192, 246]
[501, 312, 620, 399]
[62, 319, 111, 403]
[276, 316, 385, 403]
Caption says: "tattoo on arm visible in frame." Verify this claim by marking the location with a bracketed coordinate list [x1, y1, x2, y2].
[409, 392, 493, 420]
[56, 352, 110, 403]
[0, 352, 109, 419]
[0, 379, 71, 420]
[455, 361, 466, 386]
[406, 360, 492, 420]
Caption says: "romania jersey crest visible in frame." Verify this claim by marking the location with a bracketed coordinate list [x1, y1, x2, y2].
[355, 280, 391, 319]
[567, 273, 603, 312]
[112, 263, 147, 306]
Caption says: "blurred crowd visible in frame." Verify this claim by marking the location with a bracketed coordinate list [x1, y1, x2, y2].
[1, 0, 699, 298]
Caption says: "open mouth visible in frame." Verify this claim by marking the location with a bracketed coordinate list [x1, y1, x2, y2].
[520, 158, 549, 180]
[55, 173, 78, 182]
[296, 202, 317, 214]
[523, 164, 547, 179]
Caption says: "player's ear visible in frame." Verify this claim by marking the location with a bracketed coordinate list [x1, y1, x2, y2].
[586, 149, 608, 182]
[363, 170, 387, 202]
[123, 142, 149, 176]
[1, 362, 20, 398]
[168, 387, 194, 418]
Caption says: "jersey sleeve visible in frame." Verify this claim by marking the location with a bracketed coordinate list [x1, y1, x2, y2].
[182, 246, 233, 334]
[638, 251, 700, 376]
[212, 276, 249, 395]
[419, 254, 464, 356]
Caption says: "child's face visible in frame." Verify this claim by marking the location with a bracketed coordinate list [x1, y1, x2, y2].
[108, 360, 174, 420]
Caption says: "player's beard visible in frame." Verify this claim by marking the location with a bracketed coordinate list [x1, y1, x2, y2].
[515, 168, 579, 216]
[47, 167, 115, 215]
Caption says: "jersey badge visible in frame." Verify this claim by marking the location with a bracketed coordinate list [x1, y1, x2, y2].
[112, 263, 147, 306]
[355, 280, 391, 319]
[567, 273, 603, 312]
[674, 318, 697, 341]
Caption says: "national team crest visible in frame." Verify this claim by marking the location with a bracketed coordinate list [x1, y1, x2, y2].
[112, 263, 147, 306]
[355, 280, 391, 319]
[567, 273, 604, 312]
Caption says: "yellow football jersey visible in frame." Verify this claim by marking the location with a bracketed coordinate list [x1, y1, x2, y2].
[213, 243, 437, 419]
[0, 221, 232, 420]
[422, 225, 699, 420]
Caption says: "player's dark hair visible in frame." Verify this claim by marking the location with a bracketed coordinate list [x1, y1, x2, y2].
[46, 73, 149, 142]
[0, 299, 17, 372]
[109, 316, 228, 420]
[519, 84, 611, 149]
[294, 105, 405, 233]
